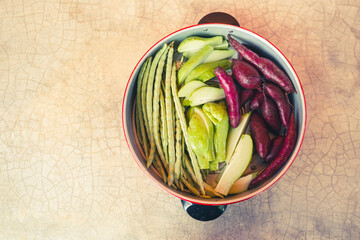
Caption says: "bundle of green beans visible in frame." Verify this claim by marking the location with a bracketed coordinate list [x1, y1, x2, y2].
[134, 42, 223, 198]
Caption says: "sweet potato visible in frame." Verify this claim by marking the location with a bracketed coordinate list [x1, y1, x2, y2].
[214, 66, 240, 128]
[232, 59, 262, 90]
[249, 91, 264, 111]
[239, 88, 255, 108]
[250, 112, 271, 159]
[263, 83, 291, 129]
[261, 93, 281, 133]
[249, 113, 297, 189]
[264, 136, 284, 163]
[228, 34, 296, 93]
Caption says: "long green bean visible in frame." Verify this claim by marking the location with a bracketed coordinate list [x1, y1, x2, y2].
[165, 44, 176, 185]
[159, 87, 168, 163]
[136, 58, 149, 156]
[174, 114, 182, 180]
[170, 63, 205, 195]
[141, 57, 152, 140]
[146, 44, 168, 166]
[151, 45, 169, 168]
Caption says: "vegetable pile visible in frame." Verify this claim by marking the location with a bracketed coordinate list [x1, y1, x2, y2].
[134, 34, 298, 198]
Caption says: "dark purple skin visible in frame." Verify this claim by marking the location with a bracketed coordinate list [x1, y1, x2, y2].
[249, 91, 264, 110]
[250, 112, 271, 159]
[214, 66, 240, 128]
[239, 88, 255, 107]
[232, 59, 262, 91]
[261, 93, 281, 133]
[249, 113, 297, 189]
[228, 34, 296, 93]
[264, 136, 284, 163]
[263, 83, 291, 129]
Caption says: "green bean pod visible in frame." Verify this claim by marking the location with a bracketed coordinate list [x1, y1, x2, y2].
[146, 44, 168, 166]
[151, 45, 169, 169]
[135, 58, 150, 157]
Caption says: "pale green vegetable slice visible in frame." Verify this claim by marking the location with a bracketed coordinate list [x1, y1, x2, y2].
[215, 134, 253, 196]
[178, 80, 207, 98]
[178, 35, 223, 53]
[188, 86, 225, 107]
[184, 59, 231, 84]
[177, 45, 214, 85]
[203, 49, 235, 63]
[225, 112, 252, 164]
[214, 40, 229, 50]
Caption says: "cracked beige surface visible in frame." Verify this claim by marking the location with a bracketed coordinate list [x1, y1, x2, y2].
[1, 0, 359, 239]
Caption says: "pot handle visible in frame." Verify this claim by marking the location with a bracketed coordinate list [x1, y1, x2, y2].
[198, 12, 240, 26]
[181, 200, 227, 221]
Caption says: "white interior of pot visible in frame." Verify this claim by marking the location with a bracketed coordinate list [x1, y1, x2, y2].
[123, 24, 306, 205]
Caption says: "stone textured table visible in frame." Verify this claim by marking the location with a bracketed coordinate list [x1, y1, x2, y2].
[1, 0, 359, 239]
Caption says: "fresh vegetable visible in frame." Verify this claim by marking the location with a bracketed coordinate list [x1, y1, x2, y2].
[203, 101, 229, 170]
[263, 83, 291, 129]
[174, 115, 182, 180]
[239, 88, 255, 108]
[164, 48, 176, 185]
[214, 66, 240, 128]
[178, 35, 223, 53]
[183, 49, 234, 63]
[214, 40, 229, 50]
[261, 93, 281, 133]
[264, 136, 284, 163]
[178, 80, 207, 97]
[228, 34, 296, 93]
[215, 134, 253, 196]
[135, 58, 150, 156]
[249, 113, 297, 188]
[184, 59, 231, 84]
[250, 112, 271, 159]
[159, 87, 168, 162]
[249, 91, 264, 110]
[146, 43, 168, 166]
[177, 45, 214, 84]
[232, 59, 262, 90]
[152, 45, 170, 168]
[225, 112, 252, 164]
[170, 63, 205, 194]
[204, 49, 235, 63]
[187, 107, 215, 169]
[228, 172, 258, 195]
[141, 57, 152, 139]
[188, 86, 225, 106]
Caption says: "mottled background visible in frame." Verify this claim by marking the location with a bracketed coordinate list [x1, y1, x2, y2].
[1, 0, 359, 239]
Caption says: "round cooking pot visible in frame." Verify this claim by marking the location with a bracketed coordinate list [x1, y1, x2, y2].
[122, 13, 306, 221]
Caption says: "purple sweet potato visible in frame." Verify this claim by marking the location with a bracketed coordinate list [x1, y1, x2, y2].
[249, 91, 264, 111]
[228, 34, 296, 93]
[239, 88, 255, 108]
[261, 93, 281, 133]
[249, 113, 297, 189]
[250, 112, 271, 159]
[263, 83, 291, 129]
[264, 136, 284, 163]
[214, 66, 240, 128]
[232, 59, 262, 90]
